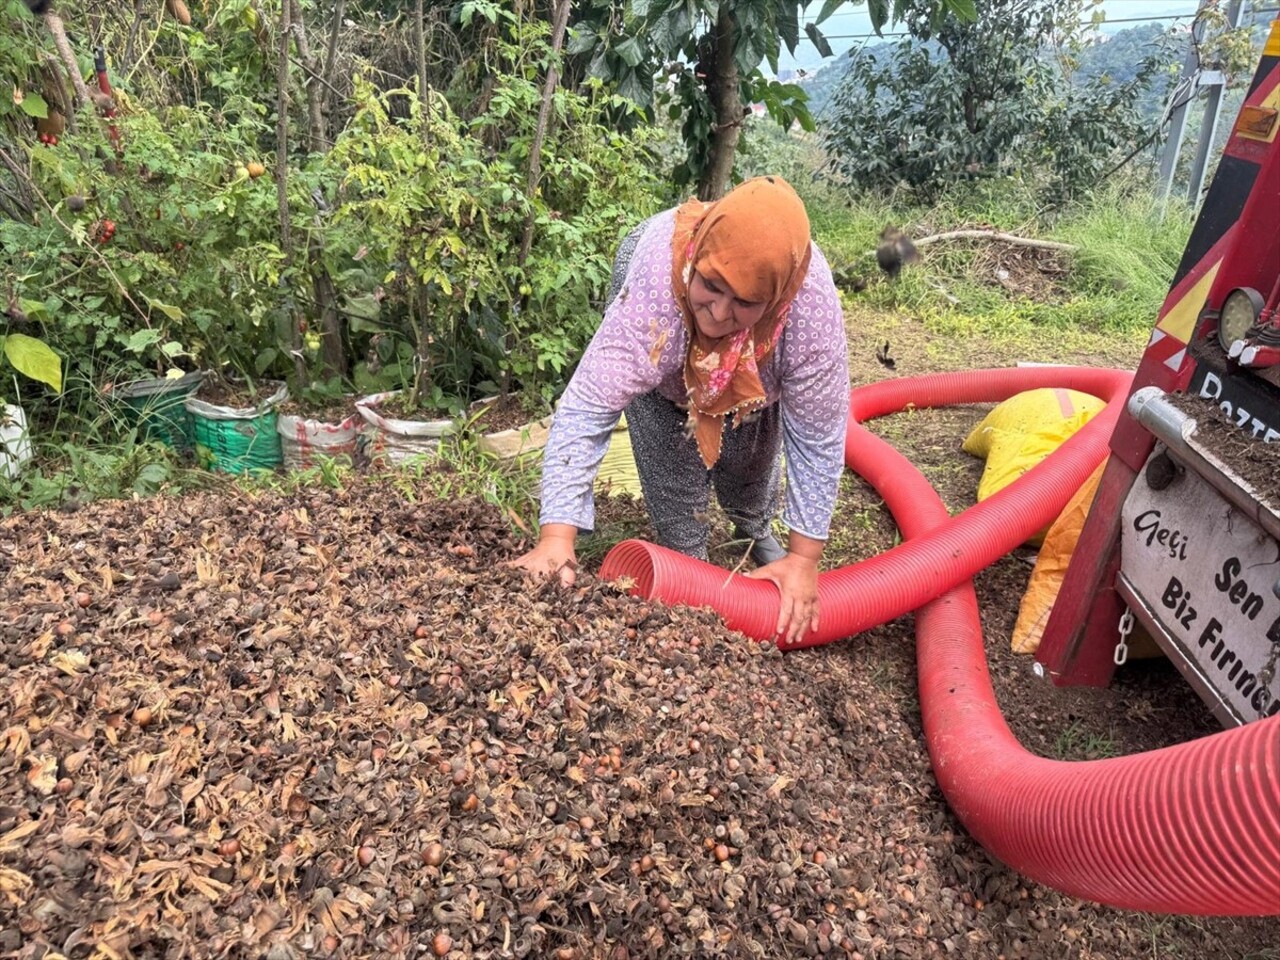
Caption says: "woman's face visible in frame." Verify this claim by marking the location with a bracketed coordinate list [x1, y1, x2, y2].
[687, 270, 767, 339]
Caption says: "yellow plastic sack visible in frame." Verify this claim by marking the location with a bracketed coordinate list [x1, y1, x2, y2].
[963, 388, 1105, 458]
[965, 388, 1106, 546]
[1012, 461, 1105, 653]
[1012, 460, 1163, 660]
[975, 412, 1096, 503]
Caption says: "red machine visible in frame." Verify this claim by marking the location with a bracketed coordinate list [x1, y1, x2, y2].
[1037, 17, 1280, 725]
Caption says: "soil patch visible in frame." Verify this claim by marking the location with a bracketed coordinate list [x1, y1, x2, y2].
[195, 378, 284, 410]
[972, 244, 1068, 302]
[471, 395, 551, 435]
[277, 396, 359, 425]
[366, 392, 455, 423]
[902, 222, 1070, 302]
[1170, 392, 1280, 507]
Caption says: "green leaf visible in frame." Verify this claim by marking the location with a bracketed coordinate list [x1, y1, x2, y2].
[779, 5, 800, 54]
[160, 341, 186, 358]
[794, 103, 817, 133]
[587, 46, 613, 81]
[614, 37, 644, 68]
[133, 463, 172, 494]
[649, 11, 674, 53]
[19, 299, 49, 322]
[617, 70, 650, 105]
[566, 29, 598, 56]
[342, 292, 382, 322]
[815, 0, 845, 26]
[19, 92, 49, 119]
[867, 0, 889, 32]
[735, 30, 766, 74]
[631, 0, 652, 17]
[2, 333, 62, 392]
[125, 329, 164, 353]
[804, 22, 833, 58]
[149, 300, 185, 321]
[668, 5, 693, 49]
[255, 347, 278, 375]
[945, 0, 978, 21]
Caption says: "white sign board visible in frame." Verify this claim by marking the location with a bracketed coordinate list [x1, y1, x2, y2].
[1121, 462, 1280, 724]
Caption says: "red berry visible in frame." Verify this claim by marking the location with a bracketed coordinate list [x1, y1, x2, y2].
[174, 241, 185, 251]
[49, 135, 58, 147]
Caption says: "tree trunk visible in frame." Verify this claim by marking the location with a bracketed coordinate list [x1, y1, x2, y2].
[410, 283, 433, 411]
[310, 236, 347, 379]
[415, 0, 428, 107]
[517, 0, 572, 267]
[414, 0, 434, 149]
[963, 87, 979, 135]
[276, 0, 307, 392]
[124, 0, 147, 69]
[285, 1, 344, 381]
[42, 11, 93, 108]
[321, 0, 346, 137]
[288, 0, 326, 153]
[697, 8, 742, 202]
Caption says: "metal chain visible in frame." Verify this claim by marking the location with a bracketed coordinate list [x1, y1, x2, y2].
[1258, 635, 1280, 694]
[1114, 608, 1135, 667]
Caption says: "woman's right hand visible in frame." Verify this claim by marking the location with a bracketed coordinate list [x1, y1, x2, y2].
[507, 523, 578, 586]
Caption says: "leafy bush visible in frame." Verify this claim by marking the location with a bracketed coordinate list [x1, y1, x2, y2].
[4, 105, 293, 390]
[821, 0, 1176, 204]
[1, 0, 663, 434]
[323, 21, 662, 411]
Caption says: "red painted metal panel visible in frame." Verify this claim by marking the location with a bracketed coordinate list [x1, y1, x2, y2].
[1040, 20, 1280, 687]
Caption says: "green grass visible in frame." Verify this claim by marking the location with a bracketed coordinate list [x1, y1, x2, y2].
[1051, 719, 1120, 761]
[918, 303, 1149, 356]
[233, 456, 354, 496]
[0, 434, 207, 515]
[394, 428, 543, 532]
[1051, 185, 1193, 331]
[796, 156, 1190, 340]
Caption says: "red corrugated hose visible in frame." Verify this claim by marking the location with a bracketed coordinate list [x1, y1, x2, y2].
[600, 366, 1280, 916]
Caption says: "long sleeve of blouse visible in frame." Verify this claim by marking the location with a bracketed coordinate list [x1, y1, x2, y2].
[538, 208, 849, 540]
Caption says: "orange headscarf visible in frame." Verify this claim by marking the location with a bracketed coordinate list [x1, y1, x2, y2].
[671, 176, 813, 468]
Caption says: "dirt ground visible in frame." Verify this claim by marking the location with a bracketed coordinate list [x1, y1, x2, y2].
[1, 314, 1278, 959]
[1173, 393, 1280, 508]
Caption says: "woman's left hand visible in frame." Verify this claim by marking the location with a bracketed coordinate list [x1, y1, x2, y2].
[745, 551, 820, 645]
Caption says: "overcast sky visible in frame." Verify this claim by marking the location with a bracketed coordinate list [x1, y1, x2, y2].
[778, 0, 1207, 73]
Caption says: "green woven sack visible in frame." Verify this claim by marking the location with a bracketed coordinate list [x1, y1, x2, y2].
[190, 409, 283, 474]
[185, 380, 287, 474]
[112, 372, 204, 450]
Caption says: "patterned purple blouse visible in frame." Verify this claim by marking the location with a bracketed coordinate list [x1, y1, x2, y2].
[540, 208, 850, 539]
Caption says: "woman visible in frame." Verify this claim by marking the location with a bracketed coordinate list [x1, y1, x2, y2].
[511, 176, 849, 644]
